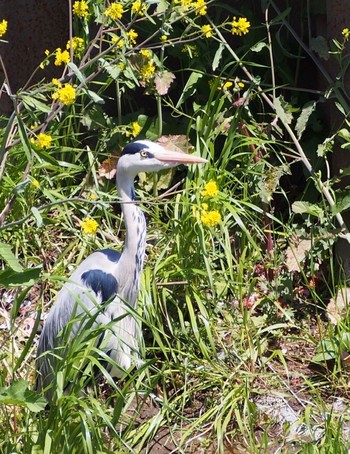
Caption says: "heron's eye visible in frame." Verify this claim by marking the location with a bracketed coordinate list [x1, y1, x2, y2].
[140, 150, 149, 158]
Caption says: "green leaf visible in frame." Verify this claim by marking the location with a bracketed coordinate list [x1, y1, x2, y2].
[68, 62, 86, 86]
[31, 207, 43, 227]
[176, 72, 203, 108]
[98, 58, 121, 80]
[86, 89, 104, 104]
[292, 201, 324, 220]
[250, 41, 268, 53]
[0, 243, 23, 272]
[295, 101, 316, 139]
[0, 380, 46, 412]
[0, 266, 41, 287]
[274, 96, 293, 125]
[22, 95, 51, 113]
[212, 43, 224, 71]
[310, 36, 329, 61]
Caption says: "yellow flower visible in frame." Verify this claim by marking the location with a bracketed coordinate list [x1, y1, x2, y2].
[80, 217, 99, 235]
[118, 62, 126, 71]
[31, 133, 53, 149]
[223, 81, 233, 89]
[237, 81, 245, 88]
[201, 24, 212, 38]
[140, 60, 156, 81]
[232, 17, 251, 36]
[66, 37, 85, 55]
[161, 35, 168, 42]
[126, 121, 142, 138]
[201, 180, 219, 197]
[0, 19, 8, 38]
[200, 210, 222, 227]
[52, 83, 76, 105]
[52, 78, 61, 87]
[105, 2, 124, 20]
[127, 29, 138, 45]
[111, 35, 124, 48]
[139, 49, 151, 58]
[193, 0, 207, 16]
[131, 0, 146, 16]
[73, 0, 89, 18]
[342, 28, 350, 40]
[54, 48, 70, 66]
[31, 179, 40, 188]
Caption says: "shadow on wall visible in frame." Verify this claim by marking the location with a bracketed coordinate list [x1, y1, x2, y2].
[0, 0, 68, 114]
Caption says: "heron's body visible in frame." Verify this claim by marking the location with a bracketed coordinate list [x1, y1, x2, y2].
[36, 140, 206, 397]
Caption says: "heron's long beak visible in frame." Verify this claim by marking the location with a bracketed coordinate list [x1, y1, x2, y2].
[152, 149, 208, 164]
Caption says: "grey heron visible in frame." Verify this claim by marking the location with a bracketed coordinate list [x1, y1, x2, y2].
[36, 139, 207, 398]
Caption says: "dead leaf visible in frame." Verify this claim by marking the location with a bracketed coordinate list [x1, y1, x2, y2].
[327, 287, 350, 325]
[98, 156, 118, 180]
[156, 135, 193, 154]
[155, 71, 176, 95]
[285, 239, 312, 272]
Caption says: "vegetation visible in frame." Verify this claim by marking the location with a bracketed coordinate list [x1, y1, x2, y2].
[1, 0, 350, 452]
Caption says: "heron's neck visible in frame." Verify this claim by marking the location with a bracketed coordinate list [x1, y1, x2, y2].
[116, 171, 147, 305]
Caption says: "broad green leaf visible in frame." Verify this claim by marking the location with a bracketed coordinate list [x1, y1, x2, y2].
[31, 207, 43, 227]
[68, 62, 86, 86]
[212, 43, 224, 71]
[0, 243, 23, 272]
[250, 41, 268, 53]
[0, 380, 46, 412]
[22, 95, 51, 113]
[86, 89, 104, 104]
[274, 96, 293, 125]
[310, 36, 329, 61]
[176, 72, 203, 108]
[295, 101, 316, 139]
[292, 201, 324, 220]
[98, 58, 121, 80]
[0, 266, 41, 287]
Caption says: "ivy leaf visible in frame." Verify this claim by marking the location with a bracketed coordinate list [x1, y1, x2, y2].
[154, 71, 176, 95]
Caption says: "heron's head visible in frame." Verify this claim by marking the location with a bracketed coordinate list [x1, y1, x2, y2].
[117, 140, 207, 176]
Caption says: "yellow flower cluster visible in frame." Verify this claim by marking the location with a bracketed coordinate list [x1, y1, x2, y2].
[126, 121, 142, 138]
[342, 28, 350, 40]
[80, 217, 99, 235]
[54, 48, 70, 66]
[201, 24, 212, 38]
[201, 180, 219, 197]
[140, 60, 156, 81]
[127, 29, 138, 45]
[66, 37, 85, 55]
[52, 80, 76, 105]
[105, 2, 124, 20]
[232, 17, 251, 36]
[175, 0, 206, 15]
[30, 133, 53, 149]
[194, 180, 222, 227]
[73, 0, 89, 18]
[200, 209, 222, 227]
[131, 0, 147, 16]
[0, 19, 8, 38]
